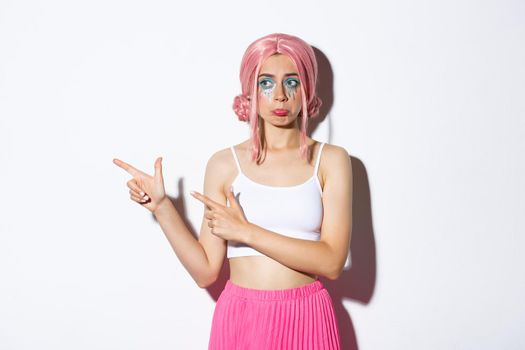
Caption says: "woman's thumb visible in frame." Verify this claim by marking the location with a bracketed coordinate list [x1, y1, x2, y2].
[227, 186, 238, 207]
[154, 157, 163, 181]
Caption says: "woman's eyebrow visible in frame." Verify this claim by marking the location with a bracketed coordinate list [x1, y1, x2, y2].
[258, 73, 299, 78]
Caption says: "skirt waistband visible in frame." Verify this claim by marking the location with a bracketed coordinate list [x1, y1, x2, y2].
[223, 279, 324, 301]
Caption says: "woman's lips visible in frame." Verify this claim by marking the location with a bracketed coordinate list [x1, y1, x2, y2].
[272, 109, 289, 116]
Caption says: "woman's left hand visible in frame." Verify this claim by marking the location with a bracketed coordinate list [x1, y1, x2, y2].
[190, 187, 251, 243]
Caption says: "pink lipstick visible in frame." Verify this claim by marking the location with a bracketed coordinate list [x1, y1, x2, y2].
[272, 109, 289, 116]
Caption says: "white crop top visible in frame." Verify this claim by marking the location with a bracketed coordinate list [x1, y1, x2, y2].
[227, 142, 324, 258]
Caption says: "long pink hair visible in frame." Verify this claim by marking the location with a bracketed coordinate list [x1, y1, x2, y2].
[232, 33, 322, 163]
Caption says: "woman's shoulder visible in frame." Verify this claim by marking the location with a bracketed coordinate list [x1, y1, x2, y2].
[321, 145, 352, 198]
[206, 140, 349, 173]
[205, 140, 250, 177]
[207, 140, 250, 164]
[320, 141, 349, 158]
[317, 141, 351, 182]
[207, 146, 236, 169]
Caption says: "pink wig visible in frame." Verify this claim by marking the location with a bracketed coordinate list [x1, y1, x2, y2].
[232, 33, 322, 163]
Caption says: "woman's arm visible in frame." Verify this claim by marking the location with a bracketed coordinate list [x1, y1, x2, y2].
[244, 146, 353, 280]
[153, 151, 227, 288]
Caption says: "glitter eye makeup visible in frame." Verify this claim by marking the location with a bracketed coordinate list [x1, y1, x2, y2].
[259, 78, 275, 100]
[284, 78, 300, 100]
[284, 78, 299, 88]
[258, 77, 301, 101]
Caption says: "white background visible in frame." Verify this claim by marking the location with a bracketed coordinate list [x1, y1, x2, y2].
[1, 0, 524, 349]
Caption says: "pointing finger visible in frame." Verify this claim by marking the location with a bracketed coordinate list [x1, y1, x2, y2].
[191, 191, 221, 210]
[113, 158, 141, 177]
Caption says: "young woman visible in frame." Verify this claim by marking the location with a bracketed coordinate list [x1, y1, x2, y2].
[113, 33, 353, 350]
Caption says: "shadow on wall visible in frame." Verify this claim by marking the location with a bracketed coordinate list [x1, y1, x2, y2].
[154, 47, 377, 350]
[321, 156, 376, 350]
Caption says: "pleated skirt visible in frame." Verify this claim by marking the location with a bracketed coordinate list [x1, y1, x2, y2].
[208, 279, 341, 350]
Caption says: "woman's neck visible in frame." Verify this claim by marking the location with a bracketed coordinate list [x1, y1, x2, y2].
[260, 122, 302, 151]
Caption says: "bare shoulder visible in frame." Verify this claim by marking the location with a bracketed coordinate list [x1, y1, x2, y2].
[321, 143, 350, 159]
[206, 139, 249, 174]
[319, 143, 352, 183]
[204, 146, 238, 194]
[207, 147, 232, 172]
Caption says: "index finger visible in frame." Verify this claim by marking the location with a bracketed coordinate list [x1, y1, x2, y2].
[190, 191, 222, 211]
[113, 158, 141, 177]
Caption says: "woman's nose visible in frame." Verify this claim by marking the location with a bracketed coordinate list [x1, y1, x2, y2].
[274, 83, 288, 102]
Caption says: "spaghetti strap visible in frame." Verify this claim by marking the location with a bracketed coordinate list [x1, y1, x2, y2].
[230, 146, 242, 174]
[314, 142, 326, 176]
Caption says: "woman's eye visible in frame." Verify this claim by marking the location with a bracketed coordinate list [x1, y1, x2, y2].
[285, 79, 299, 88]
[259, 79, 274, 89]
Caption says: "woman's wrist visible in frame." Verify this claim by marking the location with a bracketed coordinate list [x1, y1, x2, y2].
[153, 196, 171, 216]
[241, 222, 256, 246]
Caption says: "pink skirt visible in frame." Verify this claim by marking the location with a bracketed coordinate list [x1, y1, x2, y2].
[208, 279, 341, 350]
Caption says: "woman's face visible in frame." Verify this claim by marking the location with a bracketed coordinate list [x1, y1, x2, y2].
[256, 54, 302, 127]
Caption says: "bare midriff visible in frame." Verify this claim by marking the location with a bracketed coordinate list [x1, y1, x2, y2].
[229, 256, 318, 290]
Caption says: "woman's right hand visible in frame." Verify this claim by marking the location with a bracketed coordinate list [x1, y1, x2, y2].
[113, 156, 167, 214]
